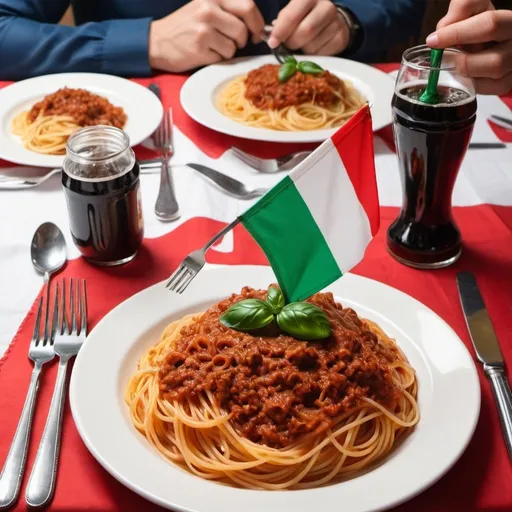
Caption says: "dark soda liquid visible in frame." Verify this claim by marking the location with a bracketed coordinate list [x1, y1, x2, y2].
[387, 85, 476, 268]
[62, 162, 144, 265]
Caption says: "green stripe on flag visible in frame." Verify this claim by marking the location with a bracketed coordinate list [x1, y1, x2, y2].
[240, 176, 342, 303]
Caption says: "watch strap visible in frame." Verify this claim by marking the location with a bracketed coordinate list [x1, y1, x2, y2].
[335, 5, 364, 56]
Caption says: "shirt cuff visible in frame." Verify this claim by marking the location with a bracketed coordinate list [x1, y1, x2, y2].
[102, 18, 152, 77]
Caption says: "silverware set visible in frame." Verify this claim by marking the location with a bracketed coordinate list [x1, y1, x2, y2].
[0, 222, 87, 509]
[26, 279, 87, 507]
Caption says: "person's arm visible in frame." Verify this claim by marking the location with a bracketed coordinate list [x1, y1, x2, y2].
[336, 0, 426, 59]
[0, 0, 152, 80]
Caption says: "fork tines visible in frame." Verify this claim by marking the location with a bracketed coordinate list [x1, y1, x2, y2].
[154, 109, 173, 153]
[166, 264, 197, 294]
[56, 278, 87, 336]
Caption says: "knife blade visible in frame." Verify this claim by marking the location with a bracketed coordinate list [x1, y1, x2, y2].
[457, 271, 503, 366]
[148, 83, 162, 148]
[457, 271, 512, 461]
[490, 114, 512, 130]
[468, 142, 506, 150]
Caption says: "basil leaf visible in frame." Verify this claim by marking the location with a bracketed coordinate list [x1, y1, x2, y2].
[284, 55, 298, 65]
[220, 299, 274, 331]
[277, 302, 331, 340]
[278, 62, 297, 82]
[266, 286, 285, 314]
[297, 61, 324, 75]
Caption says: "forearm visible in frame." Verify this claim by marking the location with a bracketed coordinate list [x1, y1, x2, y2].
[0, 16, 152, 80]
[337, 0, 426, 59]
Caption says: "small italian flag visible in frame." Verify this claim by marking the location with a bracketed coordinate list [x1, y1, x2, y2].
[240, 104, 379, 303]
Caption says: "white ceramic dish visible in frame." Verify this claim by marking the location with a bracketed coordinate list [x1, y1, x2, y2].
[180, 55, 395, 143]
[0, 73, 163, 167]
[70, 265, 480, 512]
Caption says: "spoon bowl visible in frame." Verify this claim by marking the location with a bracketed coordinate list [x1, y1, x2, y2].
[31, 222, 67, 278]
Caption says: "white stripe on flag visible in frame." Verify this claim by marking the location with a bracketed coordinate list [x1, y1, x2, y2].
[290, 138, 373, 272]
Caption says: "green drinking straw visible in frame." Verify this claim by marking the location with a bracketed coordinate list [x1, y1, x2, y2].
[419, 48, 444, 105]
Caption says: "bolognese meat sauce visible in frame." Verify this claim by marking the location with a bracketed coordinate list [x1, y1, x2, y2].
[28, 88, 126, 128]
[244, 64, 345, 110]
[158, 287, 402, 449]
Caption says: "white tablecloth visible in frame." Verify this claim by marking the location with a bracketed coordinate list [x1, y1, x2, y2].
[0, 95, 510, 356]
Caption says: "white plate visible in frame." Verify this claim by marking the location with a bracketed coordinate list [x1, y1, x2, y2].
[70, 266, 480, 512]
[180, 56, 395, 143]
[0, 73, 163, 168]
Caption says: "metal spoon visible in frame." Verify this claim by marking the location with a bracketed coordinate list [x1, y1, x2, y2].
[30, 223, 67, 340]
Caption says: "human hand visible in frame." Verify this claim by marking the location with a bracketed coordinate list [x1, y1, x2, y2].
[268, 0, 350, 55]
[149, 0, 265, 73]
[426, 0, 512, 94]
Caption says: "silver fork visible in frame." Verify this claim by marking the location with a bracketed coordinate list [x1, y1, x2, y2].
[0, 293, 56, 510]
[0, 168, 61, 190]
[231, 147, 311, 173]
[260, 25, 294, 64]
[0, 163, 166, 190]
[166, 218, 240, 294]
[25, 279, 87, 508]
[153, 106, 180, 221]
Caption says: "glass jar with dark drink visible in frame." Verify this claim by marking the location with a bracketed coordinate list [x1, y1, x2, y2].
[387, 45, 477, 269]
[62, 126, 144, 266]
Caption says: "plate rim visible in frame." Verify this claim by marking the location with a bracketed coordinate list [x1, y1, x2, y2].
[70, 265, 480, 512]
[180, 55, 395, 143]
[0, 72, 163, 167]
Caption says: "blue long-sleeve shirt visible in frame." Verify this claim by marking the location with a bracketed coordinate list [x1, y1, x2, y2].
[0, 1, 425, 80]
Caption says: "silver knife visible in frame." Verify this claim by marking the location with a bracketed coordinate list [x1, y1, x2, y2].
[490, 114, 512, 131]
[468, 142, 506, 150]
[457, 271, 512, 461]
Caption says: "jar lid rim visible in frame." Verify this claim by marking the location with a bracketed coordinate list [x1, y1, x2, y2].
[63, 126, 135, 183]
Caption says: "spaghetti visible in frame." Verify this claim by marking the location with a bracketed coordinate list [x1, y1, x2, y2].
[217, 64, 365, 131]
[11, 88, 126, 155]
[126, 287, 419, 490]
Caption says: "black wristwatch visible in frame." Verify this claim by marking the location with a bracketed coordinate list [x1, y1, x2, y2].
[335, 4, 364, 56]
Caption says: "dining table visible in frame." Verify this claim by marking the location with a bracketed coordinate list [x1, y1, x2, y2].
[0, 63, 511, 511]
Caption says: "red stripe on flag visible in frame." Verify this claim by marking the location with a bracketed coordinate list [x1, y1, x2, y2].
[331, 105, 380, 236]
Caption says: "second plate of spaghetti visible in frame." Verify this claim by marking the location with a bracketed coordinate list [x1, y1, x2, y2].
[70, 265, 480, 512]
[181, 56, 395, 143]
[0, 73, 163, 167]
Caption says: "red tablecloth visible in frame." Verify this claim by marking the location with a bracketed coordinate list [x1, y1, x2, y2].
[1, 67, 512, 511]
